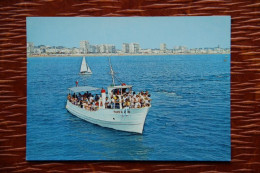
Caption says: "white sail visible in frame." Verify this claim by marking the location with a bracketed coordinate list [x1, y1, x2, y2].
[80, 57, 87, 72]
[80, 57, 92, 74]
[86, 64, 92, 73]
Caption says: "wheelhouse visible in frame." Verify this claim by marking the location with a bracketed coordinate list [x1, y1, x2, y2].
[107, 84, 132, 98]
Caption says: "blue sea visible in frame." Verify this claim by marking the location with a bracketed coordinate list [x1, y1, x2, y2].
[27, 54, 230, 161]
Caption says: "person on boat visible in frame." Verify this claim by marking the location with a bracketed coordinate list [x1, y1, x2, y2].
[115, 96, 121, 109]
[135, 100, 141, 108]
[85, 91, 89, 99]
[83, 102, 88, 110]
[76, 80, 79, 87]
[133, 92, 136, 99]
[74, 93, 78, 100]
[136, 94, 140, 102]
[139, 93, 144, 101]
[145, 98, 150, 107]
[79, 93, 83, 101]
[95, 101, 99, 110]
[147, 94, 151, 104]
[113, 93, 117, 99]
[132, 96, 136, 107]
[125, 93, 129, 100]
[89, 95, 94, 103]
[111, 96, 115, 109]
[126, 98, 131, 107]
[77, 99, 80, 106]
[130, 98, 135, 108]
[94, 94, 100, 102]
[87, 102, 91, 111]
[122, 95, 127, 105]
[86, 91, 90, 98]
[80, 100, 83, 108]
[137, 95, 143, 108]
[83, 101, 87, 109]
[67, 93, 71, 101]
[122, 98, 126, 108]
[105, 97, 110, 108]
[140, 98, 145, 107]
[90, 101, 95, 111]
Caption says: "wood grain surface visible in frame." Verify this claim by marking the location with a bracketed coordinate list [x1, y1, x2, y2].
[0, 0, 259, 172]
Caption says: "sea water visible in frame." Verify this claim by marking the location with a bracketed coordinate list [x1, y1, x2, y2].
[27, 54, 230, 161]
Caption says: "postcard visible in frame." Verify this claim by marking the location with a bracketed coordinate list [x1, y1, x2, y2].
[26, 16, 230, 161]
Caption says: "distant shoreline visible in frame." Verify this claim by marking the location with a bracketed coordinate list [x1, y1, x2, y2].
[27, 53, 230, 58]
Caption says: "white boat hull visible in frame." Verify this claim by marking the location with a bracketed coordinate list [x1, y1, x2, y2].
[79, 72, 92, 75]
[66, 101, 150, 134]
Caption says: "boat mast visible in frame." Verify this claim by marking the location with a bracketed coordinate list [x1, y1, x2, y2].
[109, 57, 115, 86]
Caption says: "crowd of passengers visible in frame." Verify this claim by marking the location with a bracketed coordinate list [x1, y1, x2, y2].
[67, 90, 151, 111]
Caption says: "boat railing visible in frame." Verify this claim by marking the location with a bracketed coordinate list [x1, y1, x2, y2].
[67, 97, 151, 112]
[67, 90, 151, 112]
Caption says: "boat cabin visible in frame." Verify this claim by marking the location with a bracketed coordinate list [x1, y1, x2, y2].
[107, 84, 132, 98]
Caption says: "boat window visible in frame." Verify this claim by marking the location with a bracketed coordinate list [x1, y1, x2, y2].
[111, 88, 131, 95]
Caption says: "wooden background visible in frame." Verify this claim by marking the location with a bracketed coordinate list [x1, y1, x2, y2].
[0, 0, 259, 172]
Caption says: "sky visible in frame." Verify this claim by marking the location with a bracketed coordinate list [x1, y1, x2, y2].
[27, 16, 231, 49]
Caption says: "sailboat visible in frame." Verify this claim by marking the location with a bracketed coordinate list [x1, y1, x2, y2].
[66, 58, 151, 134]
[80, 56, 92, 75]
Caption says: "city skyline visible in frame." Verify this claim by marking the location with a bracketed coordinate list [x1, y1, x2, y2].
[27, 17, 231, 49]
[27, 40, 229, 56]
[28, 41, 225, 50]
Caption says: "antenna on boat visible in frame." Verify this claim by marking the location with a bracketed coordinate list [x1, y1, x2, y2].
[109, 57, 115, 86]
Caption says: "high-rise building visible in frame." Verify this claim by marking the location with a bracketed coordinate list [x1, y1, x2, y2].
[96, 45, 100, 53]
[27, 42, 34, 55]
[105, 44, 116, 53]
[100, 44, 106, 53]
[160, 43, 167, 53]
[80, 40, 89, 54]
[89, 45, 97, 53]
[180, 46, 187, 53]
[129, 43, 140, 53]
[111, 45, 116, 53]
[106, 44, 112, 53]
[122, 43, 129, 53]
[173, 46, 187, 53]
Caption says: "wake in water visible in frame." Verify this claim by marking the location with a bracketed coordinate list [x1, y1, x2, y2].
[154, 90, 182, 98]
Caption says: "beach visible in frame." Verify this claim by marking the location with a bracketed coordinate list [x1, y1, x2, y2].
[27, 52, 229, 58]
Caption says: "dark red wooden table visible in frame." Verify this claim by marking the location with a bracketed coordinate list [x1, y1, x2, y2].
[0, 0, 259, 172]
